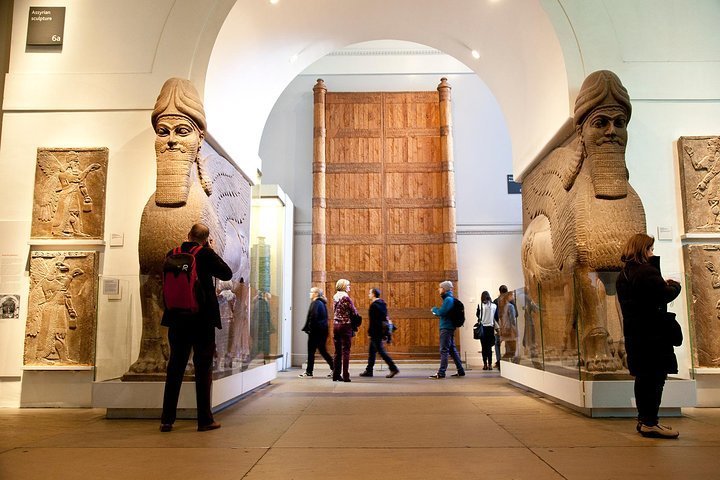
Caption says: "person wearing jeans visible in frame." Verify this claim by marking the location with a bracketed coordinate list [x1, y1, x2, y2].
[429, 281, 465, 379]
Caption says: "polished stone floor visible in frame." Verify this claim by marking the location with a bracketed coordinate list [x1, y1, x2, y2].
[1, 368, 719, 479]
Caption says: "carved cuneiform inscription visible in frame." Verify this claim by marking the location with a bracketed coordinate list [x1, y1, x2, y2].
[683, 244, 720, 368]
[31, 148, 109, 239]
[678, 136, 720, 233]
[24, 251, 98, 366]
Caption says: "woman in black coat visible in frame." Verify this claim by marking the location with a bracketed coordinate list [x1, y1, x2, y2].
[299, 287, 334, 377]
[616, 233, 681, 438]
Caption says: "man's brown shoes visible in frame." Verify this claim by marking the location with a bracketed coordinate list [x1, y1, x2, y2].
[197, 422, 221, 432]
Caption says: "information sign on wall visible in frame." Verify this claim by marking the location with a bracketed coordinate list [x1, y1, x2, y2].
[507, 174, 522, 194]
[26, 7, 65, 46]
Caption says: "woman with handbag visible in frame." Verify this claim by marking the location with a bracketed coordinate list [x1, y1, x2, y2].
[332, 278, 359, 382]
[476, 291, 498, 370]
[616, 233, 682, 438]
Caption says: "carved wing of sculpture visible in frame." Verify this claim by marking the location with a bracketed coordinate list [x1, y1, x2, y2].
[522, 144, 582, 271]
[26, 257, 56, 336]
[36, 151, 64, 222]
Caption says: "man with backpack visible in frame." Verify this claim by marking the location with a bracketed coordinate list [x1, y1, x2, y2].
[429, 280, 465, 379]
[160, 223, 233, 433]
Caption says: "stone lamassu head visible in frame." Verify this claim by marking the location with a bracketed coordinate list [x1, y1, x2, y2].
[151, 78, 207, 207]
[574, 70, 632, 200]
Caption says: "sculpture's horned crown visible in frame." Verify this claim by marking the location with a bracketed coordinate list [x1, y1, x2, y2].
[151, 78, 207, 132]
[573, 70, 631, 128]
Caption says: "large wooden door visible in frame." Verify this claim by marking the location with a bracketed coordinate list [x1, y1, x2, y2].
[312, 79, 458, 358]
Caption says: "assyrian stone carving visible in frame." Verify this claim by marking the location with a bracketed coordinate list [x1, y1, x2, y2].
[678, 136, 720, 232]
[521, 71, 646, 373]
[31, 148, 108, 239]
[683, 244, 720, 368]
[24, 251, 98, 366]
[123, 78, 251, 380]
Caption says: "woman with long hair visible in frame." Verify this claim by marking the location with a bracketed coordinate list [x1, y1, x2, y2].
[332, 279, 359, 382]
[616, 233, 681, 438]
[476, 291, 497, 370]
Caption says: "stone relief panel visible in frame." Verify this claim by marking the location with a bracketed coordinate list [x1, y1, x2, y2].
[678, 136, 720, 233]
[24, 251, 98, 366]
[683, 244, 720, 368]
[31, 148, 109, 240]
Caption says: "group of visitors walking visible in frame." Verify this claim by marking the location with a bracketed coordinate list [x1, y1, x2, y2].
[300, 279, 399, 381]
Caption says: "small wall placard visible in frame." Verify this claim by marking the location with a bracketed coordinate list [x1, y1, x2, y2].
[507, 174, 522, 194]
[27, 7, 65, 46]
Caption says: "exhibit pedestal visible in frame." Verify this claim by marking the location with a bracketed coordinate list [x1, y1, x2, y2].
[501, 360, 697, 417]
[21, 368, 95, 407]
[93, 362, 277, 418]
[694, 368, 720, 407]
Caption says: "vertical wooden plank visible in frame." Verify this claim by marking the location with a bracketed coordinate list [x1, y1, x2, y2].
[312, 79, 327, 284]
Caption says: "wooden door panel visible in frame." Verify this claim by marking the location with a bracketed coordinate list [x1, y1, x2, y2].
[325, 173, 381, 199]
[314, 83, 457, 359]
[326, 208, 382, 236]
[325, 244, 383, 273]
[386, 208, 444, 235]
[327, 138, 382, 164]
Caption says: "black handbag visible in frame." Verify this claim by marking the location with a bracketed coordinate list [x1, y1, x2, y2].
[665, 312, 683, 347]
[473, 322, 483, 340]
[350, 312, 362, 331]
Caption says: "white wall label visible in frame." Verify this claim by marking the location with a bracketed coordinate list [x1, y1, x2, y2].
[657, 226, 673, 241]
[110, 233, 124, 247]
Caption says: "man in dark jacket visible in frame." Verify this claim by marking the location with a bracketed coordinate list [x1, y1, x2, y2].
[359, 288, 399, 378]
[160, 223, 232, 432]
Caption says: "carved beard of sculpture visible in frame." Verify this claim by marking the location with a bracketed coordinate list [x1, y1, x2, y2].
[154, 115, 203, 207]
[579, 107, 629, 200]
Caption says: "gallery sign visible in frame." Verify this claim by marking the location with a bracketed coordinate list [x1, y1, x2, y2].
[507, 174, 522, 194]
[26, 7, 65, 46]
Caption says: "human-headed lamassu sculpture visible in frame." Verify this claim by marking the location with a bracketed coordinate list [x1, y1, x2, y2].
[124, 78, 251, 377]
[521, 70, 646, 372]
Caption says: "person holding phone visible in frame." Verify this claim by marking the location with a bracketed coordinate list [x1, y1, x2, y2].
[160, 223, 232, 433]
[616, 233, 682, 439]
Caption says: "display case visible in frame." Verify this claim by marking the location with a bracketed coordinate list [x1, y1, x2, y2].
[502, 270, 695, 416]
[249, 184, 294, 371]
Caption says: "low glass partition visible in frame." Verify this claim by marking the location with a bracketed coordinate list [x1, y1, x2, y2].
[505, 268, 673, 381]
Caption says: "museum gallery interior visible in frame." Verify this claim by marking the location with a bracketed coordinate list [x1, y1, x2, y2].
[1, 1, 720, 479]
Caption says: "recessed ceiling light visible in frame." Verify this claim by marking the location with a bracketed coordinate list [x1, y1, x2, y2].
[471, 50, 480, 59]
[270, 0, 279, 4]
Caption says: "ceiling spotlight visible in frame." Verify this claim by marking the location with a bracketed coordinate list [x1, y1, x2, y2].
[270, 0, 279, 4]
[471, 50, 480, 60]
[289, 54, 298, 64]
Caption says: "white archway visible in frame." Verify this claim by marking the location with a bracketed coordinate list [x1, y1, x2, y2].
[201, 0, 571, 181]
